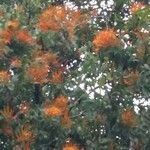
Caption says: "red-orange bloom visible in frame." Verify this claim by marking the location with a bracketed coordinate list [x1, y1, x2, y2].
[43, 105, 62, 117]
[10, 57, 22, 68]
[43, 95, 69, 117]
[38, 5, 87, 36]
[26, 64, 49, 84]
[61, 109, 72, 128]
[16, 125, 35, 142]
[16, 30, 34, 44]
[53, 95, 68, 111]
[38, 6, 66, 32]
[0, 29, 13, 44]
[63, 142, 79, 150]
[130, 2, 145, 14]
[50, 70, 64, 84]
[32, 50, 58, 66]
[121, 109, 137, 128]
[0, 70, 11, 84]
[93, 28, 119, 53]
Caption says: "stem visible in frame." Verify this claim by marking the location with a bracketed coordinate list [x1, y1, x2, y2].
[34, 84, 42, 104]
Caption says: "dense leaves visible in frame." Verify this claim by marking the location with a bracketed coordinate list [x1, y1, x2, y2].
[0, 0, 150, 150]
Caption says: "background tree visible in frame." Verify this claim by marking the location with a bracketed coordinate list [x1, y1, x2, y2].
[0, 0, 150, 149]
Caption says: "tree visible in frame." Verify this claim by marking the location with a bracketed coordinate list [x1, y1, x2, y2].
[0, 0, 150, 149]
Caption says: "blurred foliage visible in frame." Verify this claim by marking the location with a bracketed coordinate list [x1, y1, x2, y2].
[0, 0, 150, 150]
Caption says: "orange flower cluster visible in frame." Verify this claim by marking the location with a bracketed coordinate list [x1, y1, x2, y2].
[50, 70, 64, 84]
[26, 63, 49, 84]
[0, 29, 13, 47]
[10, 57, 22, 68]
[0, 29, 13, 44]
[44, 105, 62, 117]
[27, 50, 64, 85]
[0, 19, 19, 45]
[0, 19, 33, 47]
[121, 109, 137, 128]
[44, 95, 72, 128]
[44, 95, 68, 117]
[0, 104, 14, 121]
[63, 142, 79, 150]
[38, 6, 66, 32]
[38, 5, 86, 36]
[123, 70, 139, 86]
[0, 20, 18, 56]
[130, 2, 144, 14]
[0, 70, 11, 84]
[93, 28, 119, 53]
[16, 30, 34, 45]
[16, 125, 35, 143]
[32, 50, 58, 66]
[61, 110, 72, 128]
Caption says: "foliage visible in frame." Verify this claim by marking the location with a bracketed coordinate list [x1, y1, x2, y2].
[0, 0, 150, 150]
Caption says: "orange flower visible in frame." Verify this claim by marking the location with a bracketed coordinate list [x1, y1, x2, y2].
[130, 2, 144, 14]
[0, 70, 11, 84]
[93, 28, 119, 53]
[123, 70, 139, 86]
[0, 29, 13, 44]
[63, 142, 79, 150]
[19, 101, 30, 114]
[38, 6, 66, 32]
[61, 109, 72, 128]
[16, 30, 34, 44]
[43, 105, 62, 117]
[32, 50, 58, 66]
[16, 125, 35, 142]
[10, 57, 22, 68]
[50, 70, 64, 84]
[5, 19, 19, 31]
[38, 5, 87, 36]
[26, 64, 49, 84]
[53, 95, 68, 111]
[121, 109, 137, 128]
[0, 104, 14, 121]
